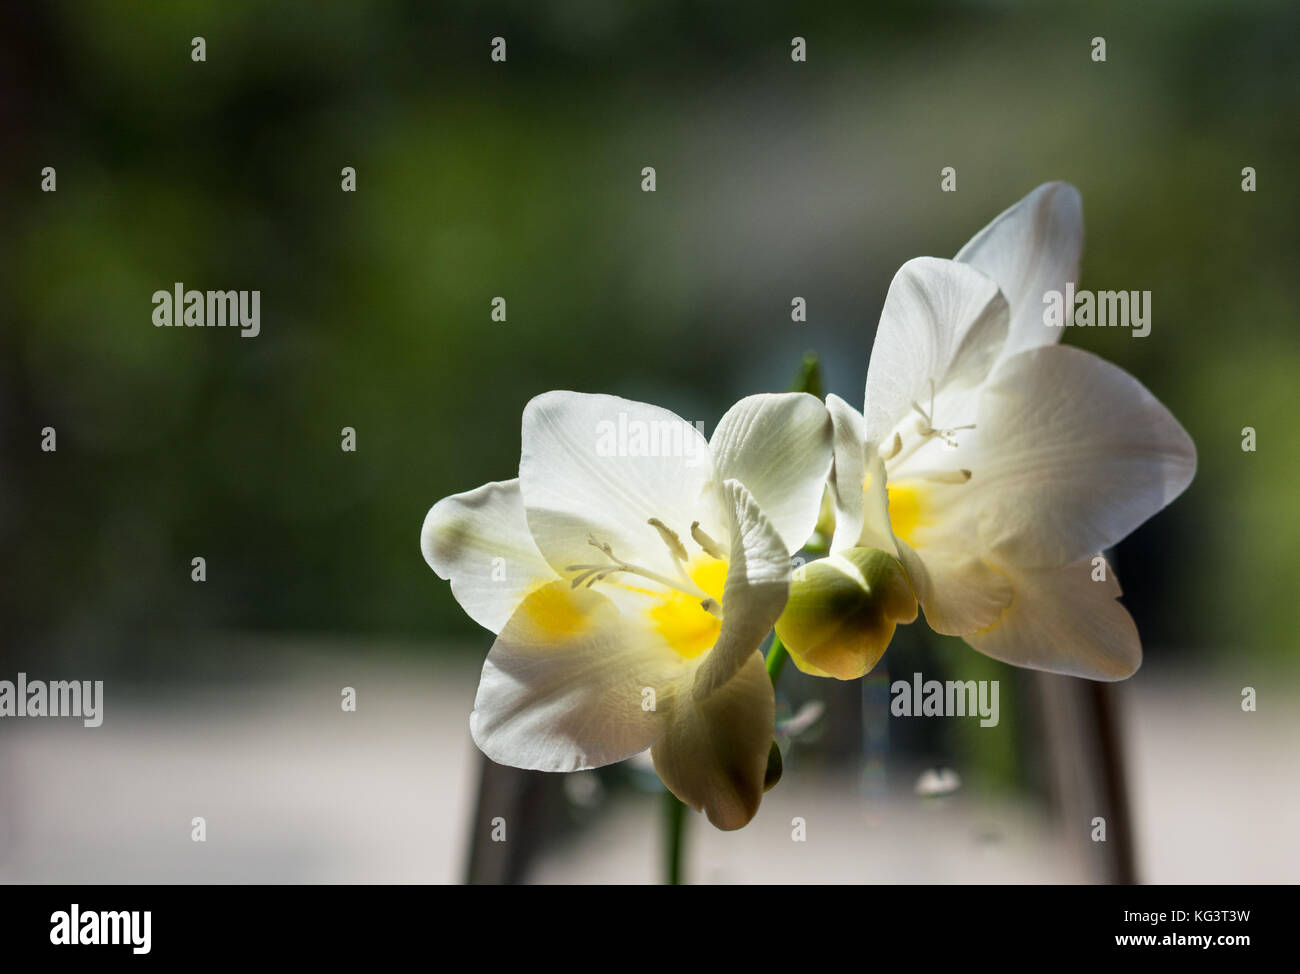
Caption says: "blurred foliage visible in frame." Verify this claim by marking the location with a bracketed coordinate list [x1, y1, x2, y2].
[1, 1, 1296, 674]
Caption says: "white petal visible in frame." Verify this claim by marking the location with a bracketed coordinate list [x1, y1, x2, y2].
[693, 479, 790, 699]
[955, 181, 1083, 358]
[652, 650, 774, 830]
[421, 479, 558, 633]
[519, 391, 719, 582]
[896, 536, 1012, 636]
[965, 554, 1141, 680]
[826, 394, 895, 555]
[862, 257, 1010, 445]
[470, 581, 684, 771]
[826, 394, 866, 552]
[709, 392, 834, 554]
[970, 346, 1197, 569]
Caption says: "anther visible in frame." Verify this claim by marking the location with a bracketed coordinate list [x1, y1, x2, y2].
[690, 521, 727, 560]
[922, 468, 972, 484]
[647, 518, 689, 561]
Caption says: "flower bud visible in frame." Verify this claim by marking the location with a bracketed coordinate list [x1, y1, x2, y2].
[775, 547, 918, 680]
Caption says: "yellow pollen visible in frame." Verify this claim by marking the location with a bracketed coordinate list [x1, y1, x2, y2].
[648, 559, 728, 659]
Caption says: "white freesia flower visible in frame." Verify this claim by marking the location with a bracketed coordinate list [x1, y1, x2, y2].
[422, 390, 832, 829]
[822, 183, 1197, 680]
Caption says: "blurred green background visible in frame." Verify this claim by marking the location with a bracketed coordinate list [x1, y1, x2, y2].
[2, 0, 1297, 680]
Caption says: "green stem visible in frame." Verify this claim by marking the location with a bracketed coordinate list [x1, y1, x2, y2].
[766, 632, 790, 687]
[663, 788, 686, 885]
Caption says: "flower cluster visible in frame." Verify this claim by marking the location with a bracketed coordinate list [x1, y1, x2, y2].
[421, 184, 1196, 830]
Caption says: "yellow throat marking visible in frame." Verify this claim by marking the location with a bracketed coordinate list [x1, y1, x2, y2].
[648, 558, 728, 659]
[884, 482, 924, 546]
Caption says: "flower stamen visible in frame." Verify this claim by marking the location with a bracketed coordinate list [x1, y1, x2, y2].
[565, 532, 712, 602]
[690, 520, 727, 560]
[647, 517, 689, 561]
[894, 379, 977, 462]
[909, 468, 972, 484]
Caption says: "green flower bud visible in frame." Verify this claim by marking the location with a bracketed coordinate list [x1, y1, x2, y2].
[775, 547, 918, 680]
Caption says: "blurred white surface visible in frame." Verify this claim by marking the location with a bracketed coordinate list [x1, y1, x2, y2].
[0, 645, 481, 883]
[0, 643, 1294, 883]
